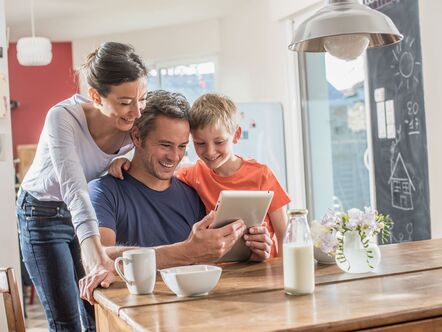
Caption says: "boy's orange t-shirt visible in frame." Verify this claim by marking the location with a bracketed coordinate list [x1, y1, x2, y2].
[176, 157, 291, 257]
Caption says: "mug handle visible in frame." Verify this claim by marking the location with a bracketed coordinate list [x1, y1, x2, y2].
[114, 257, 133, 285]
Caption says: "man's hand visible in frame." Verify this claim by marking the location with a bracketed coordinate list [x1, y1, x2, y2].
[245, 225, 272, 262]
[108, 157, 131, 180]
[184, 211, 247, 263]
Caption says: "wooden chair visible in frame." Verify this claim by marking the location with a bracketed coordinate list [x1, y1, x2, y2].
[16, 144, 37, 183]
[0, 267, 25, 332]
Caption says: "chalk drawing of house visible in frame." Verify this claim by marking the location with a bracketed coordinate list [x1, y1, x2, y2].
[388, 153, 415, 210]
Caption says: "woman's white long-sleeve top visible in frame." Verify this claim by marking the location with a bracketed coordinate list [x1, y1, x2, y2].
[21, 94, 133, 243]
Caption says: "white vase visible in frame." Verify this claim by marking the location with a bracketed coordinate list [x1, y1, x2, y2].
[335, 230, 381, 273]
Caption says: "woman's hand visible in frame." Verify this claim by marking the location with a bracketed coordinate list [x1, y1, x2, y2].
[79, 236, 116, 305]
[79, 257, 115, 305]
[108, 157, 131, 180]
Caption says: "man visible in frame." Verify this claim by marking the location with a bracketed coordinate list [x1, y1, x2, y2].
[80, 90, 272, 304]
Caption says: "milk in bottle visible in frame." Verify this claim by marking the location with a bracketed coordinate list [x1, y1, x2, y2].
[283, 209, 315, 295]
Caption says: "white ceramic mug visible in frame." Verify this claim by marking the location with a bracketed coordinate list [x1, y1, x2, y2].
[114, 248, 156, 295]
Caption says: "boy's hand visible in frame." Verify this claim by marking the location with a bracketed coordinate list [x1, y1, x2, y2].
[245, 225, 272, 262]
[108, 158, 131, 180]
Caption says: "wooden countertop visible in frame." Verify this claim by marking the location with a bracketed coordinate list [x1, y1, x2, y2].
[121, 268, 442, 331]
[94, 239, 442, 331]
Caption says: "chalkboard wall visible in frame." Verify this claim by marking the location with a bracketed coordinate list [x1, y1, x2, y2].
[365, 0, 431, 242]
[365, 0, 431, 243]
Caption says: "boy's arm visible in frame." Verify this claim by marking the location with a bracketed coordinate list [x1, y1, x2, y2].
[261, 166, 291, 257]
[269, 207, 289, 256]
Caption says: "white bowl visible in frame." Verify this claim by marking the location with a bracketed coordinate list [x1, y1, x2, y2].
[314, 247, 336, 265]
[160, 265, 222, 297]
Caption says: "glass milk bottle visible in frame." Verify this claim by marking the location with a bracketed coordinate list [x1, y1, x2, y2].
[283, 209, 315, 295]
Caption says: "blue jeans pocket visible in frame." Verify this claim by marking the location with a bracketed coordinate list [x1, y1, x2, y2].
[18, 204, 73, 244]
[24, 204, 61, 221]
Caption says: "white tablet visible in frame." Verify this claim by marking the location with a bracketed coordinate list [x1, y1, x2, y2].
[212, 190, 274, 262]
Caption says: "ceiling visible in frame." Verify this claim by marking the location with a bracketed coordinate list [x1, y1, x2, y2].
[5, 0, 237, 41]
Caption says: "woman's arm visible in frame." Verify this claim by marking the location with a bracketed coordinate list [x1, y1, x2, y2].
[45, 107, 115, 302]
[45, 107, 101, 242]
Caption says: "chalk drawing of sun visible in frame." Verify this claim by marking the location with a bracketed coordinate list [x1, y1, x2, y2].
[390, 36, 421, 90]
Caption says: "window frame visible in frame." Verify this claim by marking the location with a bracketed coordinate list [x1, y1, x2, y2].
[146, 56, 219, 93]
[291, 23, 376, 219]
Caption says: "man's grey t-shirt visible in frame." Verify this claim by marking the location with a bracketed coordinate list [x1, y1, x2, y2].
[89, 174, 206, 247]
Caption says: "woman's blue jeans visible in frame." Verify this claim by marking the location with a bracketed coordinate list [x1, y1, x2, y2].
[17, 190, 95, 332]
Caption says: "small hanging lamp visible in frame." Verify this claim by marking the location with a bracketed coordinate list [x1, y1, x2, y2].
[16, 0, 52, 66]
[288, 0, 402, 60]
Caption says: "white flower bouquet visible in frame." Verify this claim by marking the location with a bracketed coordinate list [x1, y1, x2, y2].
[311, 207, 393, 267]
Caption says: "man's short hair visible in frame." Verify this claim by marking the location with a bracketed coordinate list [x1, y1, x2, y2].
[189, 93, 238, 133]
[134, 90, 190, 141]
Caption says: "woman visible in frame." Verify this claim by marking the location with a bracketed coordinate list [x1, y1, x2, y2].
[16, 42, 147, 331]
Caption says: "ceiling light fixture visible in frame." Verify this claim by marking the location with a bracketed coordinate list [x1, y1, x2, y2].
[288, 0, 403, 61]
[16, 0, 52, 66]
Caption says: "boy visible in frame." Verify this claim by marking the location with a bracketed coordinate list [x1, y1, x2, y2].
[176, 93, 290, 257]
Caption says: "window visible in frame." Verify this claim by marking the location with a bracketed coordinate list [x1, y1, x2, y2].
[402, 182, 410, 194]
[299, 52, 371, 219]
[147, 60, 216, 103]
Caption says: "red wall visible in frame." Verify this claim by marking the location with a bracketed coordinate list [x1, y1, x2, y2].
[8, 42, 79, 157]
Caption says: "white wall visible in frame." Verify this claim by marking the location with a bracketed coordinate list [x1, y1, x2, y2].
[270, 0, 320, 21]
[218, 1, 288, 102]
[0, 0, 22, 328]
[72, 19, 220, 94]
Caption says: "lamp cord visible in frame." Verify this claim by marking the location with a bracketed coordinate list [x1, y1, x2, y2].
[30, 0, 35, 37]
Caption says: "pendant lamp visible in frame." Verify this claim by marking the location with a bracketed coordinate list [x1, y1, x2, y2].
[288, 0, 402, 61]
[16, 0, 52, 66]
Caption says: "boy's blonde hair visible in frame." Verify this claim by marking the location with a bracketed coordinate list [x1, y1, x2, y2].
[189, 93, 239, 133]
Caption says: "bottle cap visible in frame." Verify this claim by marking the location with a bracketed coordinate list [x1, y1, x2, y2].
[288, 209, 308, 218]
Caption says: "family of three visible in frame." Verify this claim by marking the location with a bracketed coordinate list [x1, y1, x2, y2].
[16, 42, 290, 331]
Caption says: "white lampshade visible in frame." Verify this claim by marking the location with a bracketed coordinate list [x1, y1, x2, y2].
[288, 0, 403, 60]
[17, 37, 53, 66]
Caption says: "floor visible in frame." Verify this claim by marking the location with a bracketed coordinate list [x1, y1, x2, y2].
[24, 286, 49, 332]
[23, 286, 97, 331]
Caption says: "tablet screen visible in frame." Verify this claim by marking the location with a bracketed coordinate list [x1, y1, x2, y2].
[212, 190, 274, 229]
